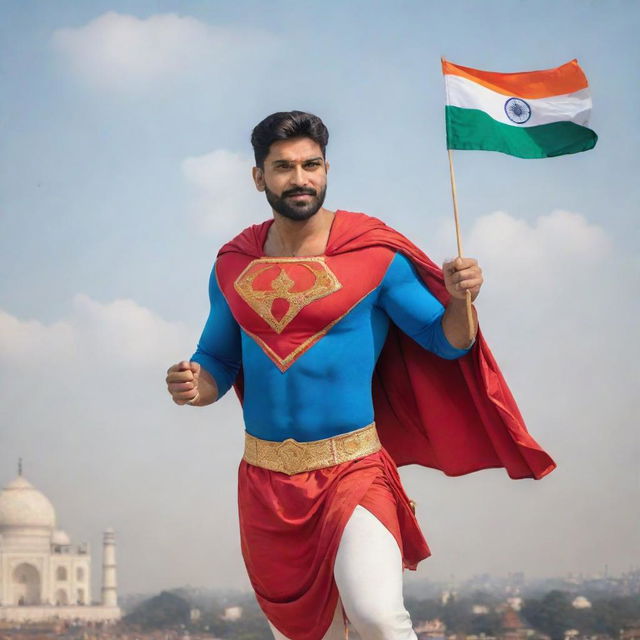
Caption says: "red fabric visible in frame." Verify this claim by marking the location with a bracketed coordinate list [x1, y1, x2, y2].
[220, 209, 557, 480]
[215, 247, 394, 371]
[238, 448, 428, 640]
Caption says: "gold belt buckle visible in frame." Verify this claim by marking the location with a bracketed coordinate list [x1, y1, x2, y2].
[276, 438, 310, 475]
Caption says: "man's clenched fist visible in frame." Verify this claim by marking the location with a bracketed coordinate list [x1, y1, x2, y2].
[443, 257, 483, 302]
[166, 361, 201, 405]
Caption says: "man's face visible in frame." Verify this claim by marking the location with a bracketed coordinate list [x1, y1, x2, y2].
[252, 137, 329, 221]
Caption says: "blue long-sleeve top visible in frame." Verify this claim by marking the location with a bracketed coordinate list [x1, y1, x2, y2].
[192, 252, 470, 442]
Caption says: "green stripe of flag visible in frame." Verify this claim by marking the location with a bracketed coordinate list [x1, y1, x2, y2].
[445, 106, 598, 158]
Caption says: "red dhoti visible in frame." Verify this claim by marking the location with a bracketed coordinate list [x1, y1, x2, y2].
[238, 448, 429, 640]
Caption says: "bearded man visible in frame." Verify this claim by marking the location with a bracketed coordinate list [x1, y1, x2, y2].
[166, 111, 555, 640]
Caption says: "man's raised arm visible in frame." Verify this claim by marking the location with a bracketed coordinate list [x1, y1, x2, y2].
[378, 252, 483, 358]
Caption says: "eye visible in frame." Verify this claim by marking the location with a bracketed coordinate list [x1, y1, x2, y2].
[304, 161, 322, 169]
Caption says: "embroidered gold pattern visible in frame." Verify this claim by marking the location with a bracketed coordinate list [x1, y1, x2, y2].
[243, 423, 381, 475]
[242, 282, 382, 372]
[234, 257, 342, 333]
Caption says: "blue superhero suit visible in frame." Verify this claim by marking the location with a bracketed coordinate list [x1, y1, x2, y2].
[192, 252, 470, 443]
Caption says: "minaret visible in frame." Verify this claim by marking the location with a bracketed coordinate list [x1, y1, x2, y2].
[101, 528, 118, 607]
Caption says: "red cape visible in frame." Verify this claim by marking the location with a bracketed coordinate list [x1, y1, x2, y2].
[218, 210, 556, 480]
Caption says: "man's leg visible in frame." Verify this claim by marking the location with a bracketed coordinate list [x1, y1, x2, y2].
[334, 505, 416, 640]
[268, 601, 345, 640]
[267, 505, 415, 640]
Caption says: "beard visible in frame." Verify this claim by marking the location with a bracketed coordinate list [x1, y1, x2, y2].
[264, 184, 327, 221]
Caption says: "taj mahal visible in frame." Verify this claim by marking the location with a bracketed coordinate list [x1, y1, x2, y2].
[0, 464, 121, 623]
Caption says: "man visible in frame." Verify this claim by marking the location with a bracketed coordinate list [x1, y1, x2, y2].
[166, 111, 555, 640]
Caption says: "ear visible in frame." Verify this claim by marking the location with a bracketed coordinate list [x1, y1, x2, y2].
[325, 159, 330, 174]
[252, 166, 265, 192]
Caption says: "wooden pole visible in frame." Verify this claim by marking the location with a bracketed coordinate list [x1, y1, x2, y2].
[447, 149, 475, 343]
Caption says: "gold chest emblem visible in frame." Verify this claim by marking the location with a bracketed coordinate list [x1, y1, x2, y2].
[233, 257, 342, 333]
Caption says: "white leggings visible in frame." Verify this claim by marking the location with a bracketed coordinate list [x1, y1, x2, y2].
[268, 505, 416, 640]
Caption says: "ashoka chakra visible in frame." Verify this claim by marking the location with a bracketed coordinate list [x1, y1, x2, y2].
[504, 97, 532, 124]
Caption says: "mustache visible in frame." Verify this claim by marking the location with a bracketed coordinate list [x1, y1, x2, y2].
[282, 187, 317, 198]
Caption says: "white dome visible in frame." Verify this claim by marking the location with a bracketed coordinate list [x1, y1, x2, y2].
[0, 475, 56, 530]
[52, 529, 71, 545]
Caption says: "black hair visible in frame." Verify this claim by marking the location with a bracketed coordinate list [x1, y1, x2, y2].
[251, 111, 329, 168]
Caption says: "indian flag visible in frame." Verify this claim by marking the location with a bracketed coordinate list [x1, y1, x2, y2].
[443, 58, 597, 158]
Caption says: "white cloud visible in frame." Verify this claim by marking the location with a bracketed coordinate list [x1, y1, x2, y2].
[70, 294, 191, 367]
[52, 12, 277, 91]
[426, 209, 611, 290]
[467, 209, 611, 292]
[181, 149, 267, 234]
[0, 311, 75, 360]
[0, 294, 191, 370]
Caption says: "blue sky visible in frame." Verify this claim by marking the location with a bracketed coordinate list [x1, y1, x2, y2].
[1, 1, 638, 597]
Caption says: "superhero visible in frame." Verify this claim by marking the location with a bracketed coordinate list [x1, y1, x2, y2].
[166, 111, 555, 640]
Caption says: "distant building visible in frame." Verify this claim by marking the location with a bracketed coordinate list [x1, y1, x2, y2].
[506, 571, 525, 595]
[471, 604, 490, 615]
[0, 467, 121, 622]
[621, 625, 640, 640]
[499, 606, 532, 640]
[415, 617, 446, 640]
[221, 606, 242, 621]
[571, 595, 591, 609]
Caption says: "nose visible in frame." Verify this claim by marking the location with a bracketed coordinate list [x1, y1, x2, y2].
[291, 164, 309, 186]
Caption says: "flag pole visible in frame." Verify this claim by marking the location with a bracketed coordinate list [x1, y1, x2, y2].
[447, 148, 475, 343]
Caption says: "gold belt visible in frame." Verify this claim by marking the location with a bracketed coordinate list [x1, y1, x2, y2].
[243, 423, 381, 476]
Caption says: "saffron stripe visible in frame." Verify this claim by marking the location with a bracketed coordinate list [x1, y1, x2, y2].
[442, 59, 588, 99]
